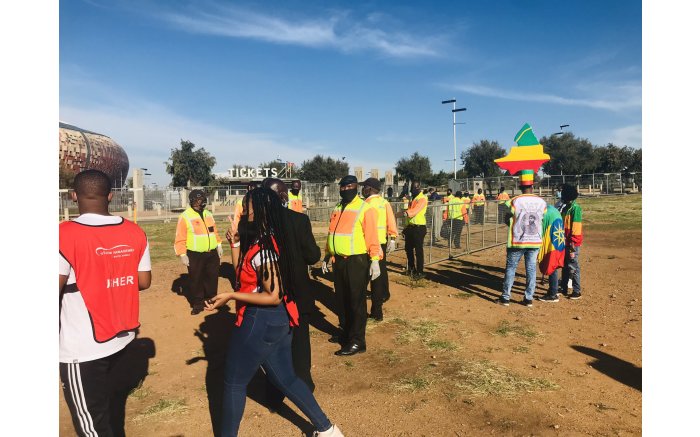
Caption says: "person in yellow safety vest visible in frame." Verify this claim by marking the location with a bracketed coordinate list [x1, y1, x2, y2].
[401, 181, 428, 279]
[288, 179, 304, 213]
[496, 186, 510, 225]
[174, 189, 223, 315]
[442, 188, 454, 220]
[447, 191, 467, 249]
[321, 175, 382, 356]
[472, 188, 486, 225]
[360, 177, 398, 322]
[227, 181, 260, 266]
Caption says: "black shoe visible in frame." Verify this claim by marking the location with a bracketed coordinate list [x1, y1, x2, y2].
[414, 272, 426, 280]
[191, 306, 203, 315]
[537, 294, 559, 303]
[497, 296, 510, 306]
[334, 343, 366, 356]
[568, 292, 582, 300]
[522, 298, 533, 307]
[368, 314, 383, 322]
[558, 289, 568, 297]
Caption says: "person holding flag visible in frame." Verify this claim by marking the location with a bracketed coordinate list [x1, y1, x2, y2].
[536, 204, 566, 302]
[559, 184, 584, 299]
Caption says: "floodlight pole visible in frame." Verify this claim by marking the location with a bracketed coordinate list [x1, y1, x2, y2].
[442, 99, 466, 180]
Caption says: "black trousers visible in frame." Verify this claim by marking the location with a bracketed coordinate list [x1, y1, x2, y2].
[473, 205, 485, 224]
[369, 243, 389, 318]
[450, 219, 464, 248]
[333, 254, 369, 347]
[404, 225, 426, 274]
[498, 204, 509, 224]
[60, 348, 129, 437]
[187, 249, 220, 307]
[264, 312, 315, 406]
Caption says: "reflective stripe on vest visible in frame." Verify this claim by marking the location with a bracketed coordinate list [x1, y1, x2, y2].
[473, 194, 485, 206]
[327, 196, 369, 256]
[366, 195, 389, 244]
[182, 208, 218, 252]
[407, 192, 427, 225]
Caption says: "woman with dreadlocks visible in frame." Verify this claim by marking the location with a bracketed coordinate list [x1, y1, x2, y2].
[205, 188, 344, 437]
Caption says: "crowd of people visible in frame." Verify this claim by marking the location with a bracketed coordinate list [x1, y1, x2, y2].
[59, 169, 583, 437]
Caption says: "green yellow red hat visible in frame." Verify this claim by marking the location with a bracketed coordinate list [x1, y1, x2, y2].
[494, 123, 550, 186]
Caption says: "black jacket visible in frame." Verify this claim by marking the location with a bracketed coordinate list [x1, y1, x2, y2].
[279, 208, 321, 314]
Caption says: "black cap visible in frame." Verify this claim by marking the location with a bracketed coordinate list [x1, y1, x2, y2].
[338, 175, 358, 187]
[189, 189, 206, 202]
[359, 177, 381, 191]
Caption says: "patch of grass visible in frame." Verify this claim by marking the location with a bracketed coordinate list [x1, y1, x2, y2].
[396, 319, 439, 344]
[379, 349, 403, 365]
[454, 360, 559, 398]
[128, 381, 150, 400]
[427, 339, 457, 351]
[453, 291, 474, 299]
[133, 398, 187, 422]
[493, 320, 538, 339]
[393, 275, 431, 289]
[343, 360, 355, 369]
[512, 345, 530, 353]
[578, 195, 641, 231]
[394, 376, 432, 392]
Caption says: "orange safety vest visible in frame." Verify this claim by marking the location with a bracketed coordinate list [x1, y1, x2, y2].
[473, 194, 486, 206]
[365, 194, 398, 244]
[288, 191, 303, 213]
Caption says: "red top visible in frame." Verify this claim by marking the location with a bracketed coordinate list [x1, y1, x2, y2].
[234, 237, 299, 327]
[59, 218, 147, 342]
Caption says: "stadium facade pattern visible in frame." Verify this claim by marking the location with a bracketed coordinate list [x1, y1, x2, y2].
[59, 122, 130, 187]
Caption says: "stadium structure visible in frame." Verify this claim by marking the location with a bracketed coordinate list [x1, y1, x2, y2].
[59, 122, 130, 187]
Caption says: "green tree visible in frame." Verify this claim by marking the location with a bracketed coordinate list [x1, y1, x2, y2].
[540, 132, 597, 175]
[395, 152, 432, 183]
[165, 140, 217, 187]
[425, 170, 450, 187]
[298, 155, 349, 182]
[460, 140, 507, 178]
[258, 160, 289, 178]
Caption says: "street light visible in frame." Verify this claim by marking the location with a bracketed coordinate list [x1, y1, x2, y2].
[442, 98, 467, 180]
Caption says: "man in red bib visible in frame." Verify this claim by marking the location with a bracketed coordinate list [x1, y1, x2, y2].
[59, 170, 152, 437]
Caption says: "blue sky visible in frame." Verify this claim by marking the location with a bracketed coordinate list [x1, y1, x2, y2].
[59, 0, 642, 186]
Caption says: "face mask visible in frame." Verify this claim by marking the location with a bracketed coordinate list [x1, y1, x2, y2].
[340, 188, 357, 204]
[290, 189, 300, 196]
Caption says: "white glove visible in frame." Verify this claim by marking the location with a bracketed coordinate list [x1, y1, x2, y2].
[387, 239, 396, 255]
[180, 254, 189, 267]
[369, 259, 381, 281]
[216, 243, 223, 258]
[322, 260, 330, 274]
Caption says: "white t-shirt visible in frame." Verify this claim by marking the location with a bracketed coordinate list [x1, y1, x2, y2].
[59, 214, 151, 363]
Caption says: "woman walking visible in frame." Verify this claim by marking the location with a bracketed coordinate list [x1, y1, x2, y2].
[205, 188, 343, 437]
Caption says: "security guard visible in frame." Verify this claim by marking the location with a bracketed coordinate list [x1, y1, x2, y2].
[496, 186, 510, 224]
[360, 177, 398, 321]
[322, 175, 382, 356]
[442, 188, 454, 221]
[174, 189, 223, 314]
[447, 191, 467, 249]
[288, 179, 304, 213]
[402, 181, 428, 279]
[472, 188, 486, 225]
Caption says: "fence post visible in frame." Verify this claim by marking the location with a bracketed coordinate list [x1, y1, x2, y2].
[63, 207, 69, 221]
[156, 203, 162, 216]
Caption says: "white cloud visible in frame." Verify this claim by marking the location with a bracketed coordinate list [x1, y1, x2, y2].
[447, 82, 641, 112]
[156, 3, 442, 58]
[609, 124, 642, 148]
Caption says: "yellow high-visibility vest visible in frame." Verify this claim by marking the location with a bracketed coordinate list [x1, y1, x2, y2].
[407, 192, 428, 226]
[327, 196, 376, 257]
[181, 208, 219, 252]
[448, 197, 464, 219]
[288, 191, 303, 213]
[473, 194, 486, 206]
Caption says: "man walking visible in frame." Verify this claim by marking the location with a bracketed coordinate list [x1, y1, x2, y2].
[499, 174, 547, 307]
[174, 189, 223, 314]
[360, 177, 398, 321]
[401, 181, 428, 279]
[59, 170, 152, 437]
[322, 175, 382, 356]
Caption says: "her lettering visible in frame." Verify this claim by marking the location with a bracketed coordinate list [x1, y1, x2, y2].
[106, 276, 135, 288]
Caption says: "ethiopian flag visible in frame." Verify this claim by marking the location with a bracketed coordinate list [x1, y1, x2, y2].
[538, 205, 565, 275]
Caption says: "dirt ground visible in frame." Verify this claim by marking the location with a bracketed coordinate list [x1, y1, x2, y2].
[59, 226, 642, 436]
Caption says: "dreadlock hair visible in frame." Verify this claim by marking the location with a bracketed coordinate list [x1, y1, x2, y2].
[235, 187, 296, 303]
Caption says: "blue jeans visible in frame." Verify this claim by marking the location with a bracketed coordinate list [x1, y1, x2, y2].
[221, 304, 332, 436]
[560, 246, 581, 293]
[502, 248, 540, 301]
[548, 269, 559, 296]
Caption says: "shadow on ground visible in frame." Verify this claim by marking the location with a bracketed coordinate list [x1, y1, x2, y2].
[572, 345, 642, 392]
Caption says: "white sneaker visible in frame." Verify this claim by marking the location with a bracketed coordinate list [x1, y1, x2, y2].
[313, 424, 344, 437]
